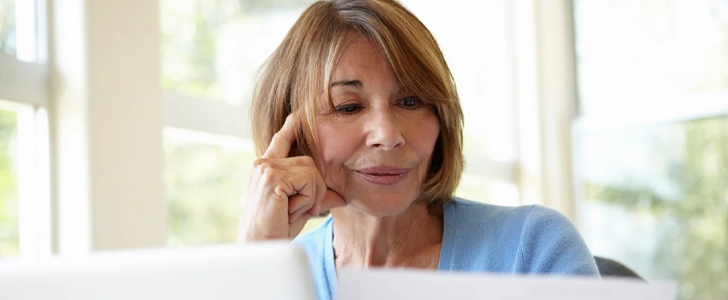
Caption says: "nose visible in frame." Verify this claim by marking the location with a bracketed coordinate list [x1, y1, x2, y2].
[364, 107, 405, 151]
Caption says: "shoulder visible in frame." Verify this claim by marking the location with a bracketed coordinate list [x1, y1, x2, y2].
[447, 199, 582, 240]
[516, 204, 585, 249]
[521, 204, 576, 233]
[441, 199, 542, 271]
[445, 198, 535, 229]
[292, 217, 332, 256]
[447, 198, 583, 245]
[446, 198, 599, 276]
[516, 205, 599, 276]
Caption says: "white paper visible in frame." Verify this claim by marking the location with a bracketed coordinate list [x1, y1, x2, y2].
[338, 268, 677, 300]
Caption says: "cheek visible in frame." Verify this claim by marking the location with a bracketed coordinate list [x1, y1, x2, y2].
[412, 116, 441, 159]
[315, 122, 359, 172]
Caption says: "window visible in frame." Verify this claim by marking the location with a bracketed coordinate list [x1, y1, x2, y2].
[0, 0, 15, 56]
[164, 129, 256, 245]
[573, 1, 728, 299]
[0, 107, 18, 256]
[161, 0, 317, 245]
[403, 0, 519, 206]
[576, 117, 728, 299]
[0, 0, 49, 259]
[161, 0, 522, 245]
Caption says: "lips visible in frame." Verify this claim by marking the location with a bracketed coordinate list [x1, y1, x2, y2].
[355, 166, 409, 185]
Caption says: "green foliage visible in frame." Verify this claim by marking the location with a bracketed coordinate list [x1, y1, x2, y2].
[236, 0, 316, 12]
[160, 0, 314, 100]
[585, 117, 728, 300]
[0, 110, 18, 257]
[164, 139, 257, 245]
[0, 0, 16, 55]
[161, 0, 322, 245]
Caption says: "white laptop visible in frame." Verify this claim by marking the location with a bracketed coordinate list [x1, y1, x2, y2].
[338, 268, 678, 300]
[0, 242, 315, 300]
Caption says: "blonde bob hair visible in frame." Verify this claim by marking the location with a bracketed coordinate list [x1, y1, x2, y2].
[251, 0, 464, 206]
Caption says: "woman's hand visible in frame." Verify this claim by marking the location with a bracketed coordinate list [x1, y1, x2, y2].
[238, 114, 347, 242]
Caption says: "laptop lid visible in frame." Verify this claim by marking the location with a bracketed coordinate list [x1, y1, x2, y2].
[338, 268, 677, 300]
[0, 242, 314, 300]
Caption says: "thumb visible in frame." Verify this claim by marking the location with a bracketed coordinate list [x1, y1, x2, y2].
[320, 188, 347, 213]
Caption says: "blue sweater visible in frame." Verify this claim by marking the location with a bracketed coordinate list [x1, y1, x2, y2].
[293, 198, 600, 300]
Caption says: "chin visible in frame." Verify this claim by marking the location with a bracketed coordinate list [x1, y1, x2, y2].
[345, 192, 419, 218]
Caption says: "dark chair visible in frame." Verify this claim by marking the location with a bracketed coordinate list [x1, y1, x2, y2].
[594, 256, 643, 280]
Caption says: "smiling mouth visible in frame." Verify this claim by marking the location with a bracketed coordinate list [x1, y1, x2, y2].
[354, 166, 409, 185]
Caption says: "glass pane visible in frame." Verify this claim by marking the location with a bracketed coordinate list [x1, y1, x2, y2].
[160, 0, 315, 105]
[164, 130, 326, 245]
[403, 0, 517, 164]
[0, 108, 18, 257]
[402, 0, 518, 205]
[576, 116, 728, 300]
[456, 174, 519, 206]
[0, 0, 15, 56]
[574, 0, 728, 116]
[164, 133, 256, 245]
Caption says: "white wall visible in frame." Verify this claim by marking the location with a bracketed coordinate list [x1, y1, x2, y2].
[51, 0, 165, 254]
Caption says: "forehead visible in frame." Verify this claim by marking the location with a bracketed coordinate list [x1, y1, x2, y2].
[330, 34, 393, 84]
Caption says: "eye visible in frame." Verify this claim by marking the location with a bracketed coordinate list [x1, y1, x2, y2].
[399, 97, 423, 109]
[335, 103, 362, 114]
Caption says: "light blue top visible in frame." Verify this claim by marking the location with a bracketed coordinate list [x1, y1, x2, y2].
[293, 198, 600, 300]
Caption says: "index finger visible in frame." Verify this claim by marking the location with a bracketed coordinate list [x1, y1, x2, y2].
[262, 113, 297, 159]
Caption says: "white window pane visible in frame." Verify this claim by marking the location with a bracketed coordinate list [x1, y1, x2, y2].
[0, 0, 15, 56]
[402, 0, 517, 165]
[401, 0, 519, 205]
[160, 0, 315, 105]
[164, 128, 325, 245]
[456, 174, 519, 207]
[0, 0, 38, 62]
[0, 107, 18, 257]
[576, 116, 728, 300]
[574, 0, 728, 117]
[164, 130, 256, 245]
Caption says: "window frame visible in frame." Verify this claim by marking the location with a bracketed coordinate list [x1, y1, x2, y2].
[165, 91, 249, 140]
[569, 0, 728, 231]
[0, 52, 47, 107]
[573, 93, 728, 134]
[0, 0, 51, 259]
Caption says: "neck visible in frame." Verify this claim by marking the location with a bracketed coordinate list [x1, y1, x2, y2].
[330, 201, 443, 269]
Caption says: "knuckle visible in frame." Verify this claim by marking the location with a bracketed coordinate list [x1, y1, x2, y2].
[253, 160, 273, 172]
[272, 188, 289, 201]
[253, 158, 268, 168]
[306, 169, 320, 181]
[290, 155, 312, 165]
[300, 155, 315, 166]
[261, 168, 278, 182]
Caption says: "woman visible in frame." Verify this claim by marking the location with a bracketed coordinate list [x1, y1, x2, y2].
[238, 0, 599, 299]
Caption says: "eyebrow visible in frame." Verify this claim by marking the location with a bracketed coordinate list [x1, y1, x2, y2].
[330, 79, 362, 89]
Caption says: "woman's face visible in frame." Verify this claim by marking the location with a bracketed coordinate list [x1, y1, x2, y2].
[315, 35, 440, 217]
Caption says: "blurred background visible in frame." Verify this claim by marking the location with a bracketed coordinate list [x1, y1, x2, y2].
[0, 0, 727, 299]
